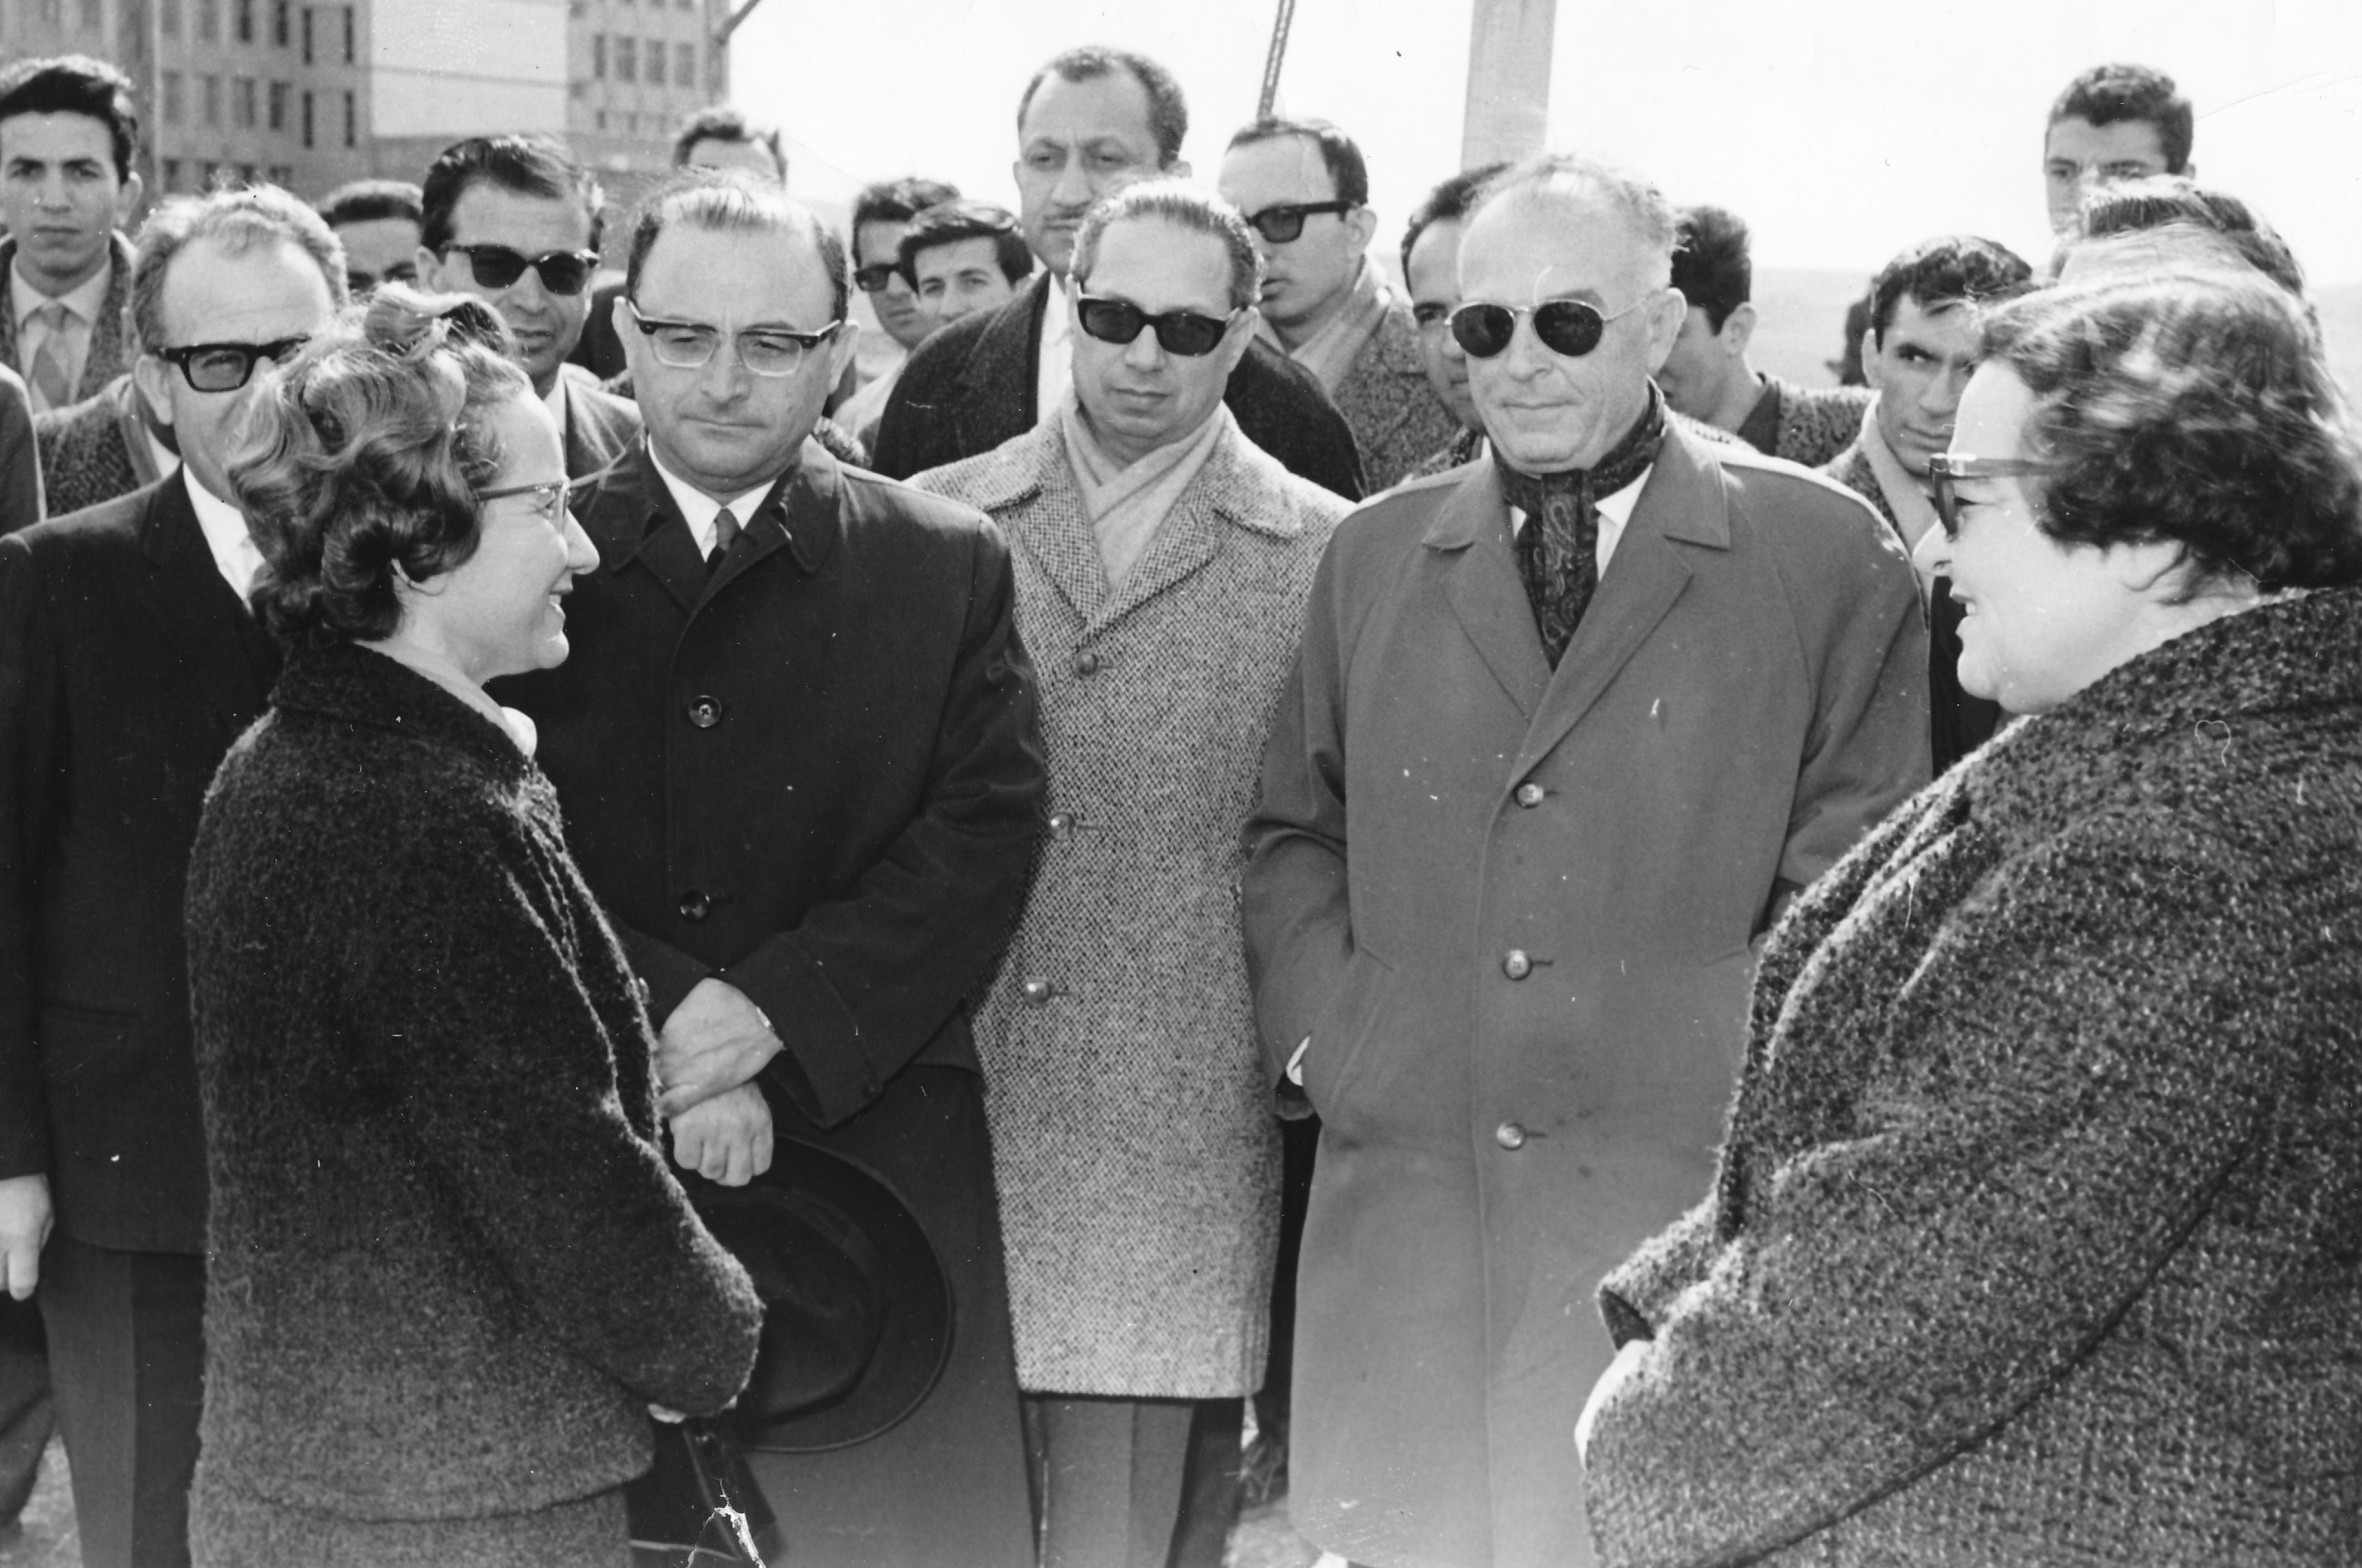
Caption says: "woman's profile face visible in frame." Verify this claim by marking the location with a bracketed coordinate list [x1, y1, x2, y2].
[416, 392, 599, 683]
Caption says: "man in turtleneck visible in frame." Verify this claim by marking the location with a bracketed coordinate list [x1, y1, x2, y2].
[1239, 151, 1929, 1568]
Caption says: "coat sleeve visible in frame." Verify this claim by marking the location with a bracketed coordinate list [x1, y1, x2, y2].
[721, 519, 1046, 1127]
[1583, 822, 2287, 1567]
[369, 814, 763, 1418]
[0, 537, 56, 1178]
[0, 373, 40, 531]
[869, 336, 956, 482]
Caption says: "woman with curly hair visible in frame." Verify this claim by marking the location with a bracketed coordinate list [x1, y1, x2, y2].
[1578, 266, 2362, 1565]
[182, 288, 760, 1564]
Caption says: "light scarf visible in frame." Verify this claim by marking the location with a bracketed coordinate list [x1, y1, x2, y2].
[1257, 258, 1391, 395]
[1058, 392, 1233, 593]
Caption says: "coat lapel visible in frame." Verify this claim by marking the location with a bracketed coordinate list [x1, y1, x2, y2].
[1087, 431, 1245, 635]
[130, 475, 274, 723]
[954, 277, 1051, 456]
[978, 426, 1108, 621]
[1425, 462, 1551, 717]
[585, 445, 708, 616]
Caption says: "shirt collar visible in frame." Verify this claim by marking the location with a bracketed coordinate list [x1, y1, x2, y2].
[1506, 466, 1652, 577]
[644, 439, 780, 558]
[541, 373, 569, 432]
[12, 256, 113, 329]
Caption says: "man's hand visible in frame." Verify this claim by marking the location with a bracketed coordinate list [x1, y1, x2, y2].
[0, 1173, 52, 1300]
[657, 979, 783, 1117]
[668, 1081, 774, 1188]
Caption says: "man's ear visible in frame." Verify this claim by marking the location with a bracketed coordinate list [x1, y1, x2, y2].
[826, 318, 862, 383]
[131, 354, 177, 431]
[1218, 305, 1260, 378]
[113, 170, 143, 230]
[1639, 286, 1687, 376]
[1345, 204, 1380, 253]
[1722, 301, 1758, 358]
[1860, 327, 1884, 393]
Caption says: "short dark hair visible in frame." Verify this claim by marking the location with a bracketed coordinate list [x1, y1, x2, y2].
[0, 55, 141, 182]
[131, 185, 351, 354]
[1980, 270, 2362, 594]
[672, 105, 786, 178]
[2073, 176, 2306, 297]
[233, 288, 529, 646]
[2048, 63, 2194, 175]
[1868, 235, 2033, 345]
[318, 179, 424, 230]
[1671, 205, 1751, 332]
[851, 177, 962, 238]
[1073, 179, 1262, 313]
[897, 200, 1032, 288]
[1398, 160, 1509, 282]
[625, 169, 849, 324]
[1016, 46, 1187, 169]
[1225, 118, 1368, 207]
[419, 135, 603, 255]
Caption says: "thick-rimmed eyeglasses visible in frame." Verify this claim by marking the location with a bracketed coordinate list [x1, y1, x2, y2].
[625, 300, 843, 377]
[439, 243, 601, 296]
[1925, 455, 2062, 539]
[1074, 296, 1241, 358]
[156, 336, 311, 393]
[1449, 297, 1648, 361]
[1242, 200, 1357, 245]
[853, 262, 903, 293]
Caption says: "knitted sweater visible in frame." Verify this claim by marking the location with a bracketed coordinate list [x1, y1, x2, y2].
[185, 641, 760, 1543]
[1587, 588, 2362, 1566]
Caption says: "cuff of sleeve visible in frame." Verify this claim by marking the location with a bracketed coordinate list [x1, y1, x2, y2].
[726, 940, 876, 1128]
[617, 927, 715, 1029]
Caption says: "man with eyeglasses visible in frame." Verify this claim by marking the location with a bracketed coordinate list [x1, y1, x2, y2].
[871, 46, 1363, 503]
[497, 171, 1045, 1568]
[1217, 118, 1459, 493]
[415, 135, 640, 484]
[831, 176, 961, 447]
[1241, 153, 1926, 1568]
[1398, 162, 1505, 477]
[0, 184, 343, 1568]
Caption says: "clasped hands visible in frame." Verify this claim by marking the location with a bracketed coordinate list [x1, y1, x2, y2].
[657, 978, 784, 1189]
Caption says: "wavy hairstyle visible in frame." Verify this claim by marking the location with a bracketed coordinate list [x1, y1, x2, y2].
[230, 288, 529, 646]
[1979, 269, 2362, 594]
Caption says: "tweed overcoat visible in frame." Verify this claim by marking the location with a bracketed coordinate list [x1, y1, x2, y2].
[1587, 588, 2362, 1567]
[0, 235, 136, 407]
[185, 642, 760, 1562]
[1330, 303, 1464, 495]
[1240, 423, 1930, 1568]
[912, 415, 1347, 1397]
[31, 373, 157, 519]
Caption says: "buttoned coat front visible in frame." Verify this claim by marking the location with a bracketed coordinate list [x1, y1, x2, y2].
[1241, 425, 1930, 1568]
[913, 417, 1347, 1398]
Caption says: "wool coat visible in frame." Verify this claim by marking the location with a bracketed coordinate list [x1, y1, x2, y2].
[0, 364, 39, 530]
[0, 235, 136, 407]
[1587, 588, 2362, 1568]
[31, 373, 158, 519]
[1241, 424, 1930, 1568]
[184, 641, 761, 1563]
[870, 272, 1367, 500]
[1330, 303, 1465, 495]
[912, 415, 1348, 1398]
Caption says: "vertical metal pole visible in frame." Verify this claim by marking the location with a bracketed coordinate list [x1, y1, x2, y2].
[1257, 0, 1299, 120]
[1461, 0, 1556, 169]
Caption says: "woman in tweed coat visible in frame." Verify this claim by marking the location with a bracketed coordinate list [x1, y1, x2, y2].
[1579, 266, 2362, 1566]
[183, 293, 760, 1564]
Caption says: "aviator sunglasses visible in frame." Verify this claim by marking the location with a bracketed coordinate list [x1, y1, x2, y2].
[1449, 295, 1648, 361]
[438, 243, 602, 296]
[1073, 295, 1242, 357]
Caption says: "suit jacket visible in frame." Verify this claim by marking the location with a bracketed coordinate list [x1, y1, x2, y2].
[0, 364, 39, 531]
[871, 273, 1366, 500]
[0, 235, 138, 406]
[33, 373, 160, 520]
[0, 472, 282, 1251]
[560, 366, 642, 481]
[1329, 302, 1463, 494]
[1240, 425, 1929, 1568]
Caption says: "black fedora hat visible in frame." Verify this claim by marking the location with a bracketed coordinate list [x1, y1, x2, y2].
[682, 1136, 952, 1453]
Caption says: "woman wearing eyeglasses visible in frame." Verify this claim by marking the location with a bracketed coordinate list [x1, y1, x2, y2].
[181, 288, 761, 1565]
[1580, 267, 2362, 1564]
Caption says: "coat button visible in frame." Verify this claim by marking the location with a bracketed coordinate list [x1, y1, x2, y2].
[1019, 977, 1056, 1007]
[686, 695, 722, 729]
[678, 889, 712, 922]
[1515, 782, 1546, 807]
[1502, 948, 1533, 980]
[1494, 1120, 1528, 1151]
[1047, 812, 1073, 836]
[1073, 650, 1101, 676]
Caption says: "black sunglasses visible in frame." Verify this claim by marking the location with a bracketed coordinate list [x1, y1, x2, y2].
[439, 243, 601, 296]
[156, 335, 311, 393]
[1073, 295, 1241, 357]
[1242, 200, 1357, 244]
[1924, 455, 2062, 539]
[853, 261, 903, 293]
[1449, 296, 1648, 360]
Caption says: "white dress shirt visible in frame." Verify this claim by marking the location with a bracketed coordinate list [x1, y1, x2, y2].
[647, 441, 776, 558]
[1507, 466, 1651, 576]
[183, 470, 266, 603]
[1034, 285, 1073, 427]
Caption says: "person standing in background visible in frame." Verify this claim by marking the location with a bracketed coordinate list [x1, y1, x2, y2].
[0, 56, 142, 415]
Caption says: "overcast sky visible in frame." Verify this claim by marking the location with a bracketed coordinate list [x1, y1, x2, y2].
[733, 0, 2362, 286]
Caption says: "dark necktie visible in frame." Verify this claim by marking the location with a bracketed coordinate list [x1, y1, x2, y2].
[708, 506, 740, 568]
[1493, 387, 1668, 669]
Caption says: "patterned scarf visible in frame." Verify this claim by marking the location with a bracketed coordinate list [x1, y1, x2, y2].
[1494, 384, 1668, 668]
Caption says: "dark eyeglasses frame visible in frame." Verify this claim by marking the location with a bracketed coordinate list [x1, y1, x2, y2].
[1242, 200, 1358, 245]
[439, 243, 602, 296]
[155, 335, 312, 393]
[852, 261, 904, 294]
[1449, 296, 1649, 361]
[1925, 455, 2063, 539]
[1073, 295, 1242, 358]
[625, 299, 845, 377]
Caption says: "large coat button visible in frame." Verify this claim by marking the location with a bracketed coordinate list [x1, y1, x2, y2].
[686, 695, 723, 728]
[678, 889, 712, 921]
[1073, 650, 1102, 676]
[1515, 782, 1546, 807]
[1502, 948, 1533, 980]
[1019, 977, 1057, 1007]
[1047, 812, 1073, 837]
[1494, 1121, 1528, 1151]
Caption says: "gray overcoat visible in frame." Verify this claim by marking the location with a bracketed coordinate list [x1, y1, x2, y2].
[913, 415, 1347, 1397]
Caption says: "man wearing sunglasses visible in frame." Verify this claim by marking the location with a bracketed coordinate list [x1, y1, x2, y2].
[415, 136, 639, 484]
[832, 177, 961, 448]
[1218, 118, 1460, 493]
[871, 46, 1363, 504]
[497, 172, 1045, 1568]
[1243, 154, 1927, 1568]
[0, 184, 343, 1568]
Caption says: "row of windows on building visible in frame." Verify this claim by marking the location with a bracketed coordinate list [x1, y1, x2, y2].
[155, 0, 356, 63]
[590, 33, 700, 87]
[157, 70, 355, 148]
[157, 156, 296, 192]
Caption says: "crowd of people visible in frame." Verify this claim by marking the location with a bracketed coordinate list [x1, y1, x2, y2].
[0, 37, 2353, 1568]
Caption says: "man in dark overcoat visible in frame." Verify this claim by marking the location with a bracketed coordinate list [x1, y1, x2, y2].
[498, 171, 1046, 1568]
[1240, 154, 1930, 1568]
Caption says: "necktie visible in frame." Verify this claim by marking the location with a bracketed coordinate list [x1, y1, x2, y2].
[708, 506, 740, 566]
[27, 302, 74, 412]
[1493, 387, 1669, 669]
